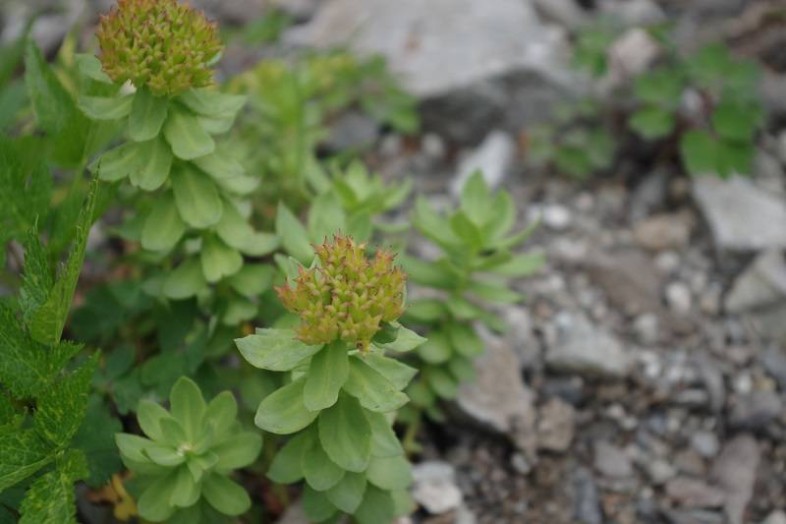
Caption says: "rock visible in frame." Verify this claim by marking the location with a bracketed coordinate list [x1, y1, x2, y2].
[191, 0, 267, 24]
[763, 510, 786, 524]
[450, 131, 516, 197]
[598, 0, 666, 26]
[629, 170, 669, 222]
[275, 502, 309, 524]
[323, 111, 379, 151]
[502, 307, 539, 369]
[455, 330, 537, 456]
[573, 467, 602, 524]
[666, 282, 693, 315]
[607, 28, 660, 86]
[692, 177, 786, 252]
[271, 0, 321, 20]
[412, 461, 463, 515]
[540, 204, 573, 231]
[725, 250, 786, 313]
[691, 431, 720, 459]
[545, 311, 631, 378]
[710, 434, 761, 524]
[749, 302, 786, 344]
[729, 390, 783, 430]
[645, 459, 676, 485]
[754, 149, 785, 195]
[2, 0, 85, 55]
[593, 440, 634, 478]
[633, 213, 692, 252]
[632, 313, 659, 346]
[778, 130, 786, 165]
[583, 249, 663, 317]
[665, 477, 725, 508]
[662, 509, 725, 524]
[532, 0, 588, 29]
[536, 397, 576, 452]
[761, 347, 786, 391]
[286, 0, 575, 143]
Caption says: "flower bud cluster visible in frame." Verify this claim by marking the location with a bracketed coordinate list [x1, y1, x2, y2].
[277, 235, 405, 349]
[96, 0, 222, 96]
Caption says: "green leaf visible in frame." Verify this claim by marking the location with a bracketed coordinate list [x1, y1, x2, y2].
[325, 471, 367, 514]
[460, 171, 491, 226]
[169, 377, 206, 440]
[162, 259, 207, 299]
[343, 356, 408, 412]
[128, 138, 172, 191]
[450, 211, 484, 249]
[411, 197, 462, 250]
[717, 141, 754, 178]
[0, 136, 51, 244]
[353, 485, 396, 524]
[226, 264, 275, 298]
[416, 330, 451, 364]
[302, 485, 339, 522]
[202, 474, 250, 516]
[302, 442, 345, 491]
[163, 108, 215, 160]
[367, 455, 412, 490]
[267, 431, 310, 484]
[18, 450, 88, 524]
[34, 354, 98, 445]
[24, 40, 74, 134]
[212, 431, 262, 472]
[141, 192, 186, 252]
[405, 299, 448, 322]
[486, 252, 544, 277]
[171, 165, 223, 228]
[255, 378, 318, 435]
[193, 150, 258, 195]
[276, 203, 314, 263]
[72, 396, 123, 487]
[467, 279, 523, 304]
[0, 430, 53, 492]
[363, 353, 418, 390]
[318, 395, 371, 472]
[366, 411, 404, 458]
[29, 179, 98, 346]
[447, 322, 484, 358]
[630, 106, 675, 139]
[304, 343, 350, 412]
[137, 474, 177, 522]
[169, 466, 200, 508]
[712, 100, 762, 142]
[427, 368, 459, 399]
[128, 88, 169, 142]
[91, 142, 142, 182]
[236, 329, 323, 372]
[680, 130, 718, 176]
[376, 325, 426, 353]
[77, 94, 133, 120]
[400, 256, 457, 289]
[448, 355, 476, 382]
[200, 235, 243, 283]
[178, 89, 246, 119]
[75, 54, 112, 84]
[308, 191, 346, 242]
[136, 399, 172, 442]
[634, 69, 683, 105]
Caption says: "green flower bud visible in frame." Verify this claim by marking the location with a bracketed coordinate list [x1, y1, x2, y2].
[96, 0, 222, 97]
[277, 235, 406, 350]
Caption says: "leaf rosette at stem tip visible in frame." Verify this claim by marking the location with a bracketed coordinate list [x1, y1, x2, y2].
[277, 234, 407, 352]
[96, 0, 222, 97]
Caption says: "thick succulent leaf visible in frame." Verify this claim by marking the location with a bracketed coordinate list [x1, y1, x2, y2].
[254, 378, 318, 435]
[317, 395, 371, 473]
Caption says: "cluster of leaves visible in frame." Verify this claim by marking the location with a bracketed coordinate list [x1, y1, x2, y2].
[530, 23, 764, 179]
[399, 173, 544, 427]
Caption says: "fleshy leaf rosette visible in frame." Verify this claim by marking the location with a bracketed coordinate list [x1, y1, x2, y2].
[115, 378, 262, 522]
[276, 235, 406, 351]
[96, 0, 222, 96]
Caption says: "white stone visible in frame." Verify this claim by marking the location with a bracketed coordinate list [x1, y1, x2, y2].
[412, 461, 463, 515]
[451, 131, 516, 196]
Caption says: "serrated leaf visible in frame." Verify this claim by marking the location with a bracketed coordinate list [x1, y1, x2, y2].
[236, 329, 323, 371]
[712, 100, 762, 142]
[318, 395, 371, 472]
[304, 343, 349, 412]
[343, 356, 408, 412]
[0, 430, 53, 492]
[18, 450, 87, 524]
[255, 377, 317, 435]
[171, 165, 223, 228]
[163, 108, 215, 159]
[29, 179, 98, 346]
[24, 40, 74, 135]
[141, 192, 186, 252]
[128, 88, 168, 142]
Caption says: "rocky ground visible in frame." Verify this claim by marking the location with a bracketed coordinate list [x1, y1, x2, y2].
[4, 0, 786, 523]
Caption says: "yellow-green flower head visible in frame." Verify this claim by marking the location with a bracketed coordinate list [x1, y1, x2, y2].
[277, 235, 406, 350]
[96, 0, 222, 97]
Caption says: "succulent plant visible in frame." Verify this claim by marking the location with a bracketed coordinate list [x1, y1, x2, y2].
[96, 0, 222, 97]
[115, 377, 262, 522]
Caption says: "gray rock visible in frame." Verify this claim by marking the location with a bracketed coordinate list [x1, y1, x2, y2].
[271, 0, 321, 20]
[546, 311, 631, 378]
[666, 281, 693, 315]
[629, 170, 669, 222]
[691, 431, 720, 458]
[583, 249, 663, 317]
[710, 434, 761, 524]
[763, 510, 786, 524]
[761, 347, 786, 391]
[573, 467, 603, 524]
[645, 458, 676, 485]
[275, 502, 309, 524]
[754, 149, 785, 195]
[778, 130, 786, 165]
[598, 0, 666, 26]
[540, 204, 573, 231]
[633, 313, 659, 346]
[455, 330, 537, 456]
[412, 461, 463, 514]
[725, 250, 786, 313]
[450, 130, 515, 197]
[502, 306, 539, 369]
[323, 111, 379, 151]
[749, 302, 786, 344]
[607, 28, 660, 86]
[633, 213, 692, 252]
[533, 0, 588, 30]
[692, 177, 786, 252]
[665, 477, 725, 508]
[286, 0, 575, 143]
[191, 0, 267, 24]
[663, 509, 725, 524]
[536, 397, 576, 452]
[3, 0, 85, 55]
[729, 390, 783, 430]
[593, 440, 634, 478]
